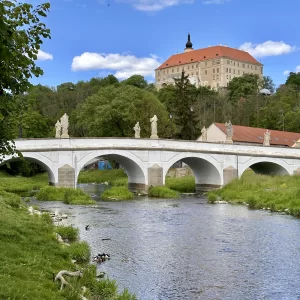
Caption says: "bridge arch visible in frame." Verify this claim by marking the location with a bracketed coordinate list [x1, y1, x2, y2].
[0, 153, 56, 185]
[76, 150, 147, 192]
[163, 153, 222, 192]
[239, 157, 291, 177]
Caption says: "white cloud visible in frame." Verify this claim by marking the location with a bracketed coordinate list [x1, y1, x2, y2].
[37, 50, 53, 61]
[118, 0, 194, 11]
[284, 65, 300, 76]
[203, 0, 230, 4]
[71, 52, 161, 79]
[239, 41, 296, 58]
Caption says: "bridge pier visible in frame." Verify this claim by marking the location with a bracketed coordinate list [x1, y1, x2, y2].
[128, 183, 147, 194]
[195, 184, 221, 193]
[223, 166, 238, 185]
[58, 164, 75, 188]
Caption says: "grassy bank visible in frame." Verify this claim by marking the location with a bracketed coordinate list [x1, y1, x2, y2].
[101, 187, 134, 201]
[166, 176, 195, 193]
[0, 170, 48, 193]
[208, 171, 300, 217]
[148, 186, 180, 198]
[0, 192, 136, 299]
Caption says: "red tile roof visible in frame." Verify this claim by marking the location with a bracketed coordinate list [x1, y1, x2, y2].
[214, 123, 300, 147]
[157, 45, 262, 70]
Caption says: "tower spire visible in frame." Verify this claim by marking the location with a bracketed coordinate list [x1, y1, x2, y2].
[185, 33, 193, 52]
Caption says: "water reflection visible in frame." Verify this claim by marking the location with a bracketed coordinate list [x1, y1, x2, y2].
[37, 184, 300, 300]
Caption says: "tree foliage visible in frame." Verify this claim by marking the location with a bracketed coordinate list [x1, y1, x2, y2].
[0, 0, 51, 94]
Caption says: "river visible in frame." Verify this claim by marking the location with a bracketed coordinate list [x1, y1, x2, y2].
[37, 184, 300, 300]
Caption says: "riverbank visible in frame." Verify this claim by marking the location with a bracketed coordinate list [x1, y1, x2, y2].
[0, 190, 136, 299]
[208, 171, 300, 217]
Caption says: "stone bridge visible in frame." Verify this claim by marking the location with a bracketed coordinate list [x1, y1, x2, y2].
[3, 138, 300, 193]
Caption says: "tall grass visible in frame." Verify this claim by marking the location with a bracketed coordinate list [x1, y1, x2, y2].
[166, 176, 195, 193]
[101, 187, 134, 201]
[0, 170, 48, 193]
[149, 186, 180, 198]
[78, 169, 127, 185]
[36, 186, 96, 205]
[208, 170, 300, 217]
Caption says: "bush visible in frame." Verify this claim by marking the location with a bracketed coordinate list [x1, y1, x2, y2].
[101, 187, 134, 201]
[0, 191, 21, 208]
[148, 186, 179, 198]
[207, 193, 217, 203]
[55, 226, 79, 241]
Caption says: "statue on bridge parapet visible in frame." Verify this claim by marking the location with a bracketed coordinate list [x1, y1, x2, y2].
[201, 126, 207, 141]
[263, 130, 271, 146]
[133, 122, 141, 138]
[60, 113, 69, 139]
[55, 120, 62, 138]
[150, 115, 159, 139]
[225, 120, 233, 143]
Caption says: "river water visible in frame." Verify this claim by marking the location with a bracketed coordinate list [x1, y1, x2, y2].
[37, 184, 300, 300]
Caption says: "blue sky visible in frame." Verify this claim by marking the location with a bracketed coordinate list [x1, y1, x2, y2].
[31, 0, 300, 88]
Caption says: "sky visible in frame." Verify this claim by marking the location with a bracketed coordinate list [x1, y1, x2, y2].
[30, 0, 300, 88]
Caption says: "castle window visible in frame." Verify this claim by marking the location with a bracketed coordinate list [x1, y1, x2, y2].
[213, 68, 215, 73]
[177, 67, 179, 72]
[172, 69, 174, 73]
[217, 68, 219, 73]
[205, 70, 207, 75]
[227, 60, 230, 64]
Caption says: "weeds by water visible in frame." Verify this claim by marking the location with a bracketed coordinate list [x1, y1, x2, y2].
[101, 187, 134, 201]
[148, 186, 180, 198]
[36, 186, 96, 205]
[166, 176, 195, 193]
[208, 170, 300, 217]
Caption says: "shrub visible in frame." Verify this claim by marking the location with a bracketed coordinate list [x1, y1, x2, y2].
[207, 193, 218, 203]
[148, 186, 179, 198]
[0, 191, 21, 208]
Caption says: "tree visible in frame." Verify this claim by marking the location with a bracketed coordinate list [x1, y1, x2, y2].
[74, 85, 174, 138]
[172, 71, 199, 140]
[0, 1, 51, 94]
[0, 1, 50, 161]
[121, 75, 148, 89]
[262, 76, 275, 93]
[286, 72, 300, 87]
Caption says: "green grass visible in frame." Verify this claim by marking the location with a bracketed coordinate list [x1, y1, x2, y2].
[101, 187, 134, 201]
[55, 225, 79, 241]
[166, 176, 195, 193]
[36, 186, 96, 205]
[0, 170, 48, 193]
[78, 169, 128, 186]
[148, 186, 180, 198]
[0, 191, 137, 299]
[207, 170, 300, 217]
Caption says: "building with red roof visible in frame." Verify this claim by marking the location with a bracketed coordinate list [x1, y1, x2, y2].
[197, 122, 300, 147]
[155, 34, 263, 90]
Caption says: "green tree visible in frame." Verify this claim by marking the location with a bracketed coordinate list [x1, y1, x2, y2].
[286, 72, 300, 87]
[0, 1, 50, 161]
[121, 75, 148, 89]
[74, 85, 174, 138]
[262, 76, 275, 93]
[172, 71, 199, 140]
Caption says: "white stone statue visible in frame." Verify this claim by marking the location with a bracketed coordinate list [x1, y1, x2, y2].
[201, 126, 207, 141]
[60, 113, 69, 138]
[133, 122, 140, 138]
[225, 120, 233, 141]
[55, 120, 61, 138]
[263, 130, 271, 146]
[150, 115, 159, 139]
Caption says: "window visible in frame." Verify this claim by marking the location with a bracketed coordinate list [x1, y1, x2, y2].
[205, 62, 207, 67]
[167, 69, 169, 74]
[217, 60, 220, 64]
[242, 63, 245, 68]
[229, 68, 231, 73]
[192, 65, 194, 69]
[255, 66, 257, 70]
[191, 72, 194, 75]
[213, 75, 215, 80]
[238, 70, 240, 75]
[251, 65, 253, 69]
[212, 60, 215, 65]
[227, 60, 230, 64]
[226, 75, 229, 79]
[217, 68, 219, 73]
[196, 64, 199, 68]
[234, 62, 235, 66]
[172, 69, 174, 73]
[158, 79, 160, 82]
[238, 62, 240, 67]
[213, 68, 215, 73]
[248, 64, 249, 69]
[217, 75, 219, 80]
[188, 65, 190, 70]
[226, 68, 228, 72]
[205, 70, 207, 75]
[196, 71, 199, 75]
[233, 69, 235, 74]
[177, 67, 179, 72]
[163, 70, 165, 74]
